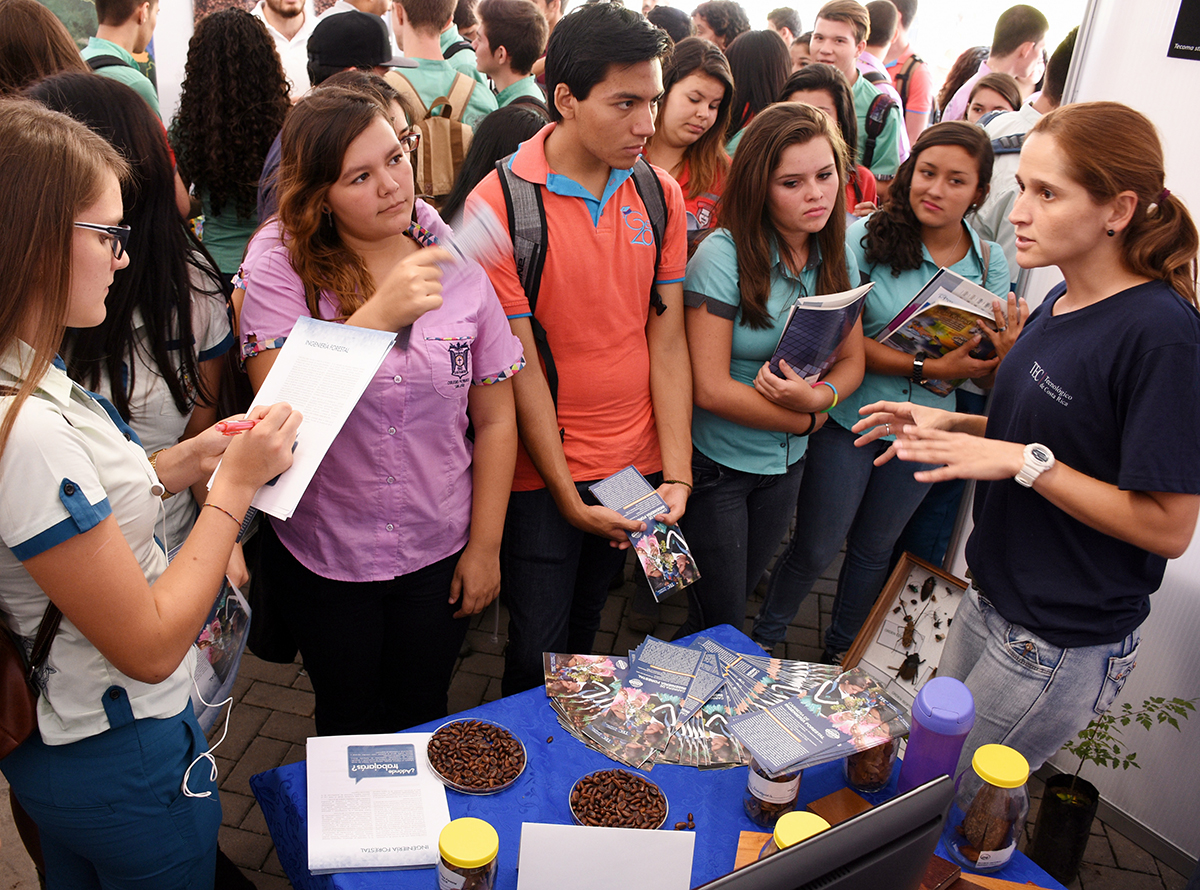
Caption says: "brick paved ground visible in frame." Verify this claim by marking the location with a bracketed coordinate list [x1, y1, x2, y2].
[0, 551, 1190, 888]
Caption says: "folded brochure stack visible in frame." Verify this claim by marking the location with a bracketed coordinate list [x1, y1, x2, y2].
[544, 637, 910, 776]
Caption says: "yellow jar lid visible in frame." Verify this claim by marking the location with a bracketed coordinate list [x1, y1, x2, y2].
[439, 817, 499, 869]
[971, 744, 1030, 789]
[773, 811, 831, 849]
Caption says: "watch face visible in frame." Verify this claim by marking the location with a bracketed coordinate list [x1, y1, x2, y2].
[1032, 447, 1050, 463]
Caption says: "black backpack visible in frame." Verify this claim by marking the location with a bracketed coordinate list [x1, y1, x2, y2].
[86, 54, 134, 72]
[494, 155, 666, 408]
[443, 39, 474, 60]
[861, 90, 898, 169]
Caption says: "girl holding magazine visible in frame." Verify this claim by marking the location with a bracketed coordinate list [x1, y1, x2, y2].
[674, 102, 865, 638]
[753, 121, 1009, 658]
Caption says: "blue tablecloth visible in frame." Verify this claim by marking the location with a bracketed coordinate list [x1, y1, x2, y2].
[250, 624, 1067, 889]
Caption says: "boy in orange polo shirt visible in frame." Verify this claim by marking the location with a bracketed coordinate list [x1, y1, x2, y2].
[467, 2, 692, 695]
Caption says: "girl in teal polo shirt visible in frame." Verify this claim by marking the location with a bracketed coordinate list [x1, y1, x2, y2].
[754, 121, 1009, 658]
[675, 103, 865, 638]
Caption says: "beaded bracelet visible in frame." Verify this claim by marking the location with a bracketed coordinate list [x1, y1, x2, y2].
[204, 503, 241, 527]
[814, 380, 839, 412]
[662, 479, 693, 493]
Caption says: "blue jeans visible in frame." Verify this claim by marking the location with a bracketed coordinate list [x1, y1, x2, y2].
[753, 420, 933, 652]
[500, 483, 630, 696]
[2, 694, 220, 890]
[674, 450, 806, 639]
[892, 388, 987, 567]
[940, 587, 1141, 776]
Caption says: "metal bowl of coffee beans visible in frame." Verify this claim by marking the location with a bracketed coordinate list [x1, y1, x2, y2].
[426, 718, 527, 795]
[569, 768, 669, 829]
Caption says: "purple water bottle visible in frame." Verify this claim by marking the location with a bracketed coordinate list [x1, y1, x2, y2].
[897, 677, 975, 795]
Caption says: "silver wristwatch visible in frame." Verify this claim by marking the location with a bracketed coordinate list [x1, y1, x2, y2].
[1015, 443, 1055, 487]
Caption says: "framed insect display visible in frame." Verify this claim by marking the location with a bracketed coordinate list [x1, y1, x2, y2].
[840, 553, 968, 708]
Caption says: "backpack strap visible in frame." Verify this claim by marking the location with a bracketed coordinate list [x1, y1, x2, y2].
[433, 73, 475, 123]
[386, 72, 430, 119]
[496, 154, 668, 408]
[862, 92, 896, 169]
[629, 157, 667, 316]
[496, 155, 559, 407]
[507, 94, 550, 120]
[443, 38, 473, 60]
[977, 109, 1006, 128]
[990, 131, 1026, 156]
[893, 53, 923, 109]
[87, 54, 133, 72]
[862, 70, 888, 86]
[979, 238, 991, 289]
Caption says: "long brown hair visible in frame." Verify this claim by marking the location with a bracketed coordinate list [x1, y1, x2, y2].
[863, 121, 992, 275]
[720, 102, 850, 330]
[0, 98, 129, 460]
[1031, 102, 1198, 307]
[276, 88, 393, 319]
[0, 0, 89, 94]
[644, 37, 733, 201]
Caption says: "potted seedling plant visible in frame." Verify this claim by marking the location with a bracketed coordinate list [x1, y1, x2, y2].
[1028, 696, 1196, 884]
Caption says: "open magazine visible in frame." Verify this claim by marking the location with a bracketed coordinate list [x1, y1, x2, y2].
[768, 282, 872, 380]
[589, 467, 700, 601]
[876, 268, 1004, 397]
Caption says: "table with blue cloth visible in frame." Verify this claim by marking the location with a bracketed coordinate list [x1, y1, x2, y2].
[250, 624, 1068, 890]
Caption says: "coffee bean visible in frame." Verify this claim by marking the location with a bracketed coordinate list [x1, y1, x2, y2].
[428, 720, 525, 791]
[570, 770, 667, 829]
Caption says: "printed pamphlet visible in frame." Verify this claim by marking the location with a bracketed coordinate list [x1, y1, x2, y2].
[306, 732, 450, 873]
[589, 467, 700, 601]
[727, 668, 910, 775]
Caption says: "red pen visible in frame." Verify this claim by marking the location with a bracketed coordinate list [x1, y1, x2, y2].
[217, 419, 258, 435]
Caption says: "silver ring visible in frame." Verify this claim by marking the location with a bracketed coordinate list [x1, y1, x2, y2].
[996, 325, 1008, 333]
[886, 423, 892, 436]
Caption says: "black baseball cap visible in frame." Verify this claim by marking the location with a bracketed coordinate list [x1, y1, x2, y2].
[308, 11, 416, 69]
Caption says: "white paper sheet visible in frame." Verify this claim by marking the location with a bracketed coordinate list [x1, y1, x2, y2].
[306, 732, 450, 873]
[216, 316, 396, 520]
[516, 823, 695, 890]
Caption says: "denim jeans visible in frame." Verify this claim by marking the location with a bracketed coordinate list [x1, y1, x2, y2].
[892, 388, 987, 567]
[753, 420, 933, 652]
[673, 450, 806, 639]
[263, 522, 468, 736]
[500, 483, 630, 696]
[940, 587, 1141, 776]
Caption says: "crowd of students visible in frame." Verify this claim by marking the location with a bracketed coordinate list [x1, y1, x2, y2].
[2, 0, 1200, 886]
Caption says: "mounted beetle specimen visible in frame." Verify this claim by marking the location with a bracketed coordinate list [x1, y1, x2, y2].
[889, 652, 925, 684]
[920, 577, 936, 601]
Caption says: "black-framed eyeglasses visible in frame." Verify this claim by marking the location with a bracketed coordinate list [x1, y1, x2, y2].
[398, 132, 421, 155]
[74, 222, 131, 260]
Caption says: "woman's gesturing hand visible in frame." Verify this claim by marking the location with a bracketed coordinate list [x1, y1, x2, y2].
[850, 401, 959, 467]
[922, 335, 1000, 381]
[892, 425, 1025, 483]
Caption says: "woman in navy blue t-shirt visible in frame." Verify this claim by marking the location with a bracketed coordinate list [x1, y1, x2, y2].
[854, 102, 1200, 775]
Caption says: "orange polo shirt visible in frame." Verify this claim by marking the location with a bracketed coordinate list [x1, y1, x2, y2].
[468, 123, 688, 491]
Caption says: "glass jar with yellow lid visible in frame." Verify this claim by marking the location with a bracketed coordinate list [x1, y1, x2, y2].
[942, 744, 1030, 872]
[758, 811, 832, 859]
[438, 817, 498, 889]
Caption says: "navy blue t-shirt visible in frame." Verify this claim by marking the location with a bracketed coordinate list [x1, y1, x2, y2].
[965, 279, 1200, 647]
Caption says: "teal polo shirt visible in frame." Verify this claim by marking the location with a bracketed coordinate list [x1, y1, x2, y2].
[439, 24, 490, 87]
[684, 228, 859, 474]
[81, 37, 160, 119]
[496, 76, 545, 109]
[831, 216, 1010, 434]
